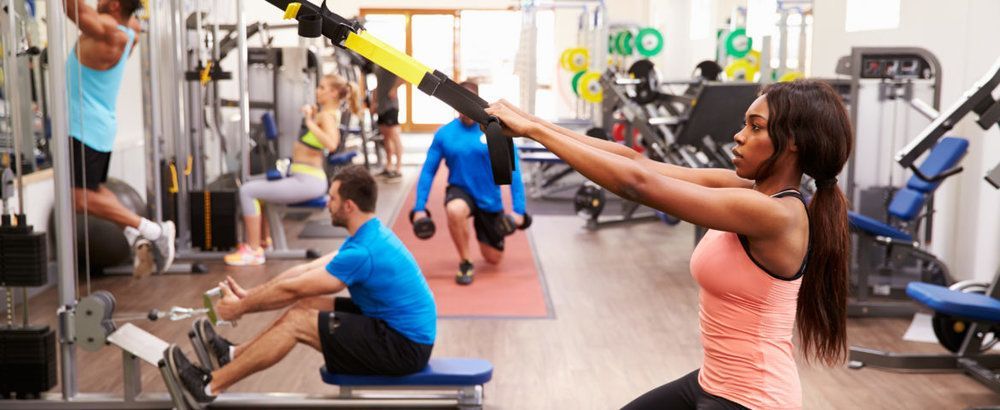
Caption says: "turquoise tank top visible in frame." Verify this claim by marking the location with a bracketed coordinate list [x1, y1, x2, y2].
[67, 25, 136, 153]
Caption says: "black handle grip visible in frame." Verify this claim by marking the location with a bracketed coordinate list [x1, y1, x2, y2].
[485, 120, 512, 185]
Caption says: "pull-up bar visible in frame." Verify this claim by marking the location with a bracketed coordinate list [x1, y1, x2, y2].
[263, 0, 516, 185]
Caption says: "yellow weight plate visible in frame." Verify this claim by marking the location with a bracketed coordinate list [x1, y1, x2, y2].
[778, 71, 804, 82]
[724, 59, 758, 82]
[745, 49, 761, 68]
[567, 48, 589, 72]
[560, 48, 573, 71]
[579, 71, 603, 103]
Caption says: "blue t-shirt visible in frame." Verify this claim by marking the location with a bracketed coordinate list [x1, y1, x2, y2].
[414, 118, 526, 214]
[325, 218, 436, 345]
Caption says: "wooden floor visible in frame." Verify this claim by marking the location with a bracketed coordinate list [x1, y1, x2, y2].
[14, 169, 1000, 409]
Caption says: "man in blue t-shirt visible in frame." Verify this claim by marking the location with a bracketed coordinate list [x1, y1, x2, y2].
[166, 165, 437, 404]
[411, 81, 529, 285]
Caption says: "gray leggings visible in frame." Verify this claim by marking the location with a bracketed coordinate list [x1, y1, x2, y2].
[239, 173, 328, 216]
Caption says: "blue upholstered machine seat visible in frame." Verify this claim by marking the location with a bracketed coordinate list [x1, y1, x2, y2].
[262, 112, 279, 140]
[848, 137, 969, 242]
[906, 137, 969, 193]
[847, 211, 913, 242]
[291, 196, 328, 208]
[907, 282, 1000, 322]
[328, 151, 358, 165]
[320, 358, 493, 387]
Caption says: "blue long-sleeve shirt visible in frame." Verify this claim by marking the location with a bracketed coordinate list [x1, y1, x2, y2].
[414, 119, 526, 215]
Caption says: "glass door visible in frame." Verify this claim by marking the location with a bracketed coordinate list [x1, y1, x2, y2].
[361, 9, 459, 133]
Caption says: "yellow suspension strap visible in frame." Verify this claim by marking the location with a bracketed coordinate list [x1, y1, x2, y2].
[272, 0, 515, 185]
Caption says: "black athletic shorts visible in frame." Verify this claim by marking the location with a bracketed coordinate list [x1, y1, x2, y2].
[70, 137, 111, 191]
[445, 185, 506, 251]
[376, 108, 400, 127]
[318, 297, 433, 376]
[622, 369, 749, 410]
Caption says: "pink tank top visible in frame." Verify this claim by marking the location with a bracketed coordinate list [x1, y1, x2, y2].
[689, 190, 806, 409]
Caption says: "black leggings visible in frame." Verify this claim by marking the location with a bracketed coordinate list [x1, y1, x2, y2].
[622, 370, 749, 410]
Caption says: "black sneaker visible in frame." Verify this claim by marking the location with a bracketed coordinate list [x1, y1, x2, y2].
[193, 318, 233, 370]
[165, 344, 215, 405]
[456, 260, 474, 285]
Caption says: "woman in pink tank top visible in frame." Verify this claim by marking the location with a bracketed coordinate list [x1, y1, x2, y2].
[486, 81, 853, 409]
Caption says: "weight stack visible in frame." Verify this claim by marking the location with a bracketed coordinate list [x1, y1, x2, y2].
[0, 326, 57, 399]
[0, 225, 48, 287]
[190, 190, 238, 251]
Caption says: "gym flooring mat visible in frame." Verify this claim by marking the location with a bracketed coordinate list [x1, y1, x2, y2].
[391, 166, 552, 319]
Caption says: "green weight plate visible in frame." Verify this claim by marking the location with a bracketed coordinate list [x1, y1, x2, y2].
[619, 31, 634, 56]
[613, 31, 625, 55]
[571, 70, 586, 96]
[635, 27, 664, 57]
[725, 28, 752, 58]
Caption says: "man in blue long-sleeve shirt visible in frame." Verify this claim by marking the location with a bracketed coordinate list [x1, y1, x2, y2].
[411, 81, 527, 285]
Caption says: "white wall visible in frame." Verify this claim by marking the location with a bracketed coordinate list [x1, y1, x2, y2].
[647, 0, 744, 80]
[811, 0, 1000, 281]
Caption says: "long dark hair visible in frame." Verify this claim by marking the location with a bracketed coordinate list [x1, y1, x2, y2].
[760, 80, 853, 366]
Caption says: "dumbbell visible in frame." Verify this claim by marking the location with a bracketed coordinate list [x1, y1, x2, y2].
[409, 209, 436, 240]
[498, 213, 533, 236]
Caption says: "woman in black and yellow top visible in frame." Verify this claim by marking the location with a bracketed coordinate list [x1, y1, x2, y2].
[226, 73, 361, 266]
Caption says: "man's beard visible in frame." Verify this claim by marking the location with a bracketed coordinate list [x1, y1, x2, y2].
[330, 207, 348, 228]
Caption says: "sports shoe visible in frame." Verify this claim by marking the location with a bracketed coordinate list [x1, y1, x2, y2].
[165, 344, 215, 405]
[224, 244, 265, 266]
[192, 318, 234, 370]
[152, 221, 176, 273]
[456, 260, 474, 285]
[384, 170, 403, 183]
[132, 239, 155, 278]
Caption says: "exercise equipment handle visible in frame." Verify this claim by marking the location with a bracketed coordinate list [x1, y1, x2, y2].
[909, 164, 964, 184]
[264, 0, 515, 185]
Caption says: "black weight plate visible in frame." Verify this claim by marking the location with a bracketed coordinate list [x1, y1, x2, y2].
[931, 312, 968, 353]
[628, 59, 659, 105]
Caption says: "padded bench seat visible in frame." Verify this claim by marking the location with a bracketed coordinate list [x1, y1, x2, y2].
[320, 358, 493, 386]
[907, 282, 1000, 322]
[848, 211, 913, 242]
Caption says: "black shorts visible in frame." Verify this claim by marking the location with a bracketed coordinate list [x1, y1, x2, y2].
[622, 369, 749, 410]
[70, 137, 111, 191]
[445, 185, 505, 251]
[376, 108, 400, 126]
[318, 297, 433, 376]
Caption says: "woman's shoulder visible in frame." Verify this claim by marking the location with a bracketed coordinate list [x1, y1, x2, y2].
[318, 110, 341, 125]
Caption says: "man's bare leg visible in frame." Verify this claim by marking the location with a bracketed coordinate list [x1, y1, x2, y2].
[478, 241, 503, 265]
[379, 124, 397, 172]
[73, 186, 141, 228]
[445, 200, 472, 262]
[231, 297, 334, 359]
[210, 304, 321, 392]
